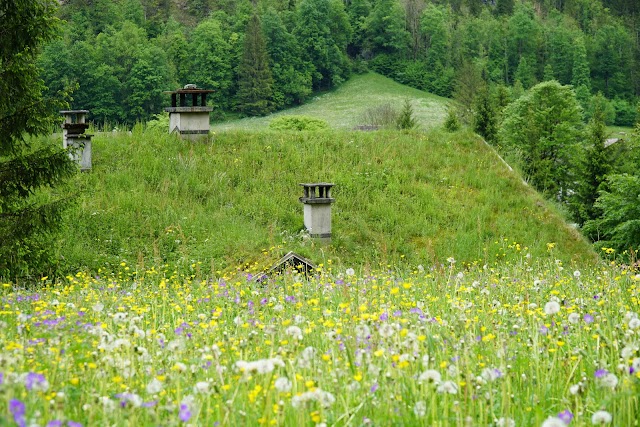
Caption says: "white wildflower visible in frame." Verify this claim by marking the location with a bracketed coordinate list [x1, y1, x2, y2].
[99, 396, 116, 411]
[194, 381, 211, 394]
[291, 389, 335, 408]
[621, 344, 638, 359]
[235, 357, 285, 375]
[275, 377, 292, 393]
[496, 417, 515, 427]
[355, 324, 371, 339]
[481, 368, 502, 382]
[418, 369, 441, 384]
[591, 410, 612, 425]
[421, 354, 432, 367]
[568, 312, 580, 324]
[346, 381, 360, 392]
[544, 301, 561, 315]
[378, 323, 397, 338]
[436, 380, 458, 394]
[346, 268, 355, 276]
[573, 270, 581, 278]
[413, 401, 427, 418]
[286, 326, 303, 340]
[598, 373, 618, 389]
[629, 318, 640, 330]
[541, 416, 566, 427]
[92, 302, 104, 313]
[146, 378, 163, 394]
[113, 312, 127, 322]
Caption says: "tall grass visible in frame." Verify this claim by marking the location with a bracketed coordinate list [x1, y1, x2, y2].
[58, 126, 595, 275]
[0, 259, 638, 426]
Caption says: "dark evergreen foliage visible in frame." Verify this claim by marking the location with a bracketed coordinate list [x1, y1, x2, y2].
[1, 0, 77, 278]
[569, 94, 610, 229]
[237, 14, 275, 116]
[473, 88, 497, 143]
[396, 99, 418, 130]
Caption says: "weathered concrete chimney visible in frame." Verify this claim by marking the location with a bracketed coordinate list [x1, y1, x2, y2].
[299, 183, 335, 239]
[60, 110, 92, 171]
[164, 85, 214, 140]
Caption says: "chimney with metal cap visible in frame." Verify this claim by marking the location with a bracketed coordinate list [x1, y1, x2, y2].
[60, 110, 92, 171]
[299, 183, 335, 240]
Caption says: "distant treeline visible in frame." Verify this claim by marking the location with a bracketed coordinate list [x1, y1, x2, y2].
[40, 0, 639, 125]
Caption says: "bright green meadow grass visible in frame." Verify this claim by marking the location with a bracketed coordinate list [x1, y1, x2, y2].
[57, 126, 595, 275]
[1, 259, 639, 426]
[210, 72, 450, 131]
[3, 72, 625, 426]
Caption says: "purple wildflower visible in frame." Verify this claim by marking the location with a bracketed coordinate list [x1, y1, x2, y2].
[393, 310, 402, 317]
[68, 422, 83, 427]
[595, 369, 608, 378]
[558, 409, 574, 424]
[539, 325, 549, 335]
[379, 312, 389, 321]
[0, 372, 4, 385]
[583, 314, 594, 324]
[370, 383, 378, 393]
[46, 421, 63, 427]
[179, 404, 192, 422]
[9, 399, 26, 427]
[142, 401, 158, 408]
[25, 372, 46, 391]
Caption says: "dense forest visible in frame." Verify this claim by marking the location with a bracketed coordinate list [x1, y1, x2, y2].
[41, 0, 639, 125]
[33, 0, 640, 260]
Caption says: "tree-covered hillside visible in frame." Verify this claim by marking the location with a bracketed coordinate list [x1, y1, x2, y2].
[42, 0, 639, 126]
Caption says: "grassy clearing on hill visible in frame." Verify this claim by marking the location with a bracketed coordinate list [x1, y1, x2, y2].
[211, 72, 450, 131]
[56, 126, 595, 275]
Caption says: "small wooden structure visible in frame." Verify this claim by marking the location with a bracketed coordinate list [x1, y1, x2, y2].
[254, 251, 317, 283]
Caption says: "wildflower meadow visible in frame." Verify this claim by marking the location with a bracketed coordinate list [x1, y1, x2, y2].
[1, 254, 639, 426]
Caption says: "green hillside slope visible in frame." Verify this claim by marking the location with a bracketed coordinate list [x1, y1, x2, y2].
[59, 126, 596, 274]
[211, 72, 450, 131]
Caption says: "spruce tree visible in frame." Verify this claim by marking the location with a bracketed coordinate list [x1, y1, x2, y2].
[1, 0, 76, 278]
[237, 13, 275, 116]
[570, 94, 610, 228]
[571, 36, 591, 108]
[473, 88, 497, 143]
[496, 0, 514, 15]
[396, 99, 418, 130]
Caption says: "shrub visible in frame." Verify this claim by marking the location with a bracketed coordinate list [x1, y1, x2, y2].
[611, 98, 638, 127]
[268, 115, 330, 131]
[359, 103, 398, 129]
[146, 112, 170, 133]
[443, 108, 461, 132]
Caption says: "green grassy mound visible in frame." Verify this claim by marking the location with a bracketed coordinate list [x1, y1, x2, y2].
[211, 72, 450, 131]
[59, 126, 595, 274]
